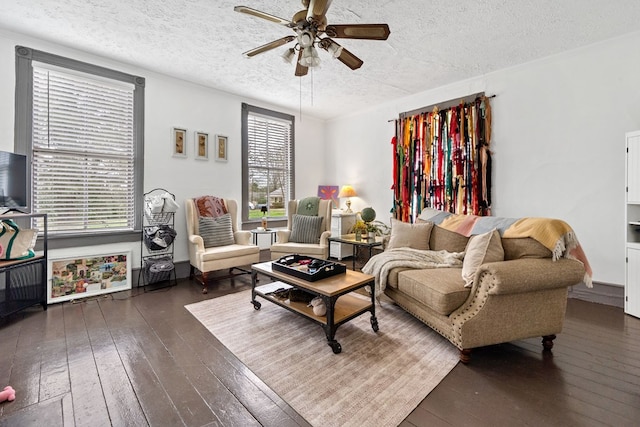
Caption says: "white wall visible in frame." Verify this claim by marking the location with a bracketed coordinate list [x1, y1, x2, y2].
[3, 27, 640, 286]
[0, 29, 326, 265]
[326, 31, 640, 287]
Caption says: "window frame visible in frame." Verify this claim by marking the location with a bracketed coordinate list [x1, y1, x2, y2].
[14, 46, 145, 247]
[241, 103, 295, 225]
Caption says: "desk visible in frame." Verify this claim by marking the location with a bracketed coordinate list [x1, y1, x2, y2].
[250, 229, 277, 245]
[327, 234, 382, 270]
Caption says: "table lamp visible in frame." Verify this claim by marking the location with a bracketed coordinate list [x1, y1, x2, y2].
[338, 185, 357, 213]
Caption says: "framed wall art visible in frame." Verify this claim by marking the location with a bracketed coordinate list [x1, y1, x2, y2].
[215, 134, 228, 162]
[195, 131, 208, 160]
[172, 127, 187, 158]
[318, 185, 340, 208]
[48, 250, 132, 304]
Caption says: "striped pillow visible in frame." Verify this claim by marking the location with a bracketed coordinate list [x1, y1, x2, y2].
[289, 214, 323, 244]
[199, 214, 234, 248]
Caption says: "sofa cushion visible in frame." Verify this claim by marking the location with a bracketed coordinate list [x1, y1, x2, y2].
[396, 268, 469, 315]
[461, 229, 504, 288]
[385, 266, 413, 290]
[199, 214, 234, 248]
[289, 214, 323, 243]
[427, 224, 470, 253]
[502, 237, 552, 260]
[388, 218, 433, 250]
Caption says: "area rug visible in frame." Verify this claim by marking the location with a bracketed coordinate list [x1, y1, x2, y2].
[185, 290, 459, 427]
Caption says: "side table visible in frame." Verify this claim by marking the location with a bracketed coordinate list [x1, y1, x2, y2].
[327, 234, 383, 270]
[250, 229, 277, 245]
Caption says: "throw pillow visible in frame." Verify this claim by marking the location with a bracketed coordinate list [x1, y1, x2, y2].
[387, 218, 433, 250]
[427, 224, 470, 252]
[199, 214, 234, 248]
[296, 197, 320, 216]
[461, 229, 504, 288]
[289, 214, 323, 244]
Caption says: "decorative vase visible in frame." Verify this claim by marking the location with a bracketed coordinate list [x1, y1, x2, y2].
[355, 231, 362, 241]
[368, 231, 376, 240]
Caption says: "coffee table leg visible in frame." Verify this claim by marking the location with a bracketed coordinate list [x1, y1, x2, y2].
[324, 296, 342, 354]
[250, 270, 261, 310]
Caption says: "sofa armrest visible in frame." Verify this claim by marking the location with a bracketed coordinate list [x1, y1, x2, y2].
[234, 230, 252, 245]
[476, 258, 586, 295]
[188, 234, 205, 252]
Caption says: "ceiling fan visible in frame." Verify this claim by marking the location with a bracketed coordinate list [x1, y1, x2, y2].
[234, 0, 390, 76]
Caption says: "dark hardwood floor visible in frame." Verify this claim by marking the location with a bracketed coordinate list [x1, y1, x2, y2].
[0, 251, 639, 426]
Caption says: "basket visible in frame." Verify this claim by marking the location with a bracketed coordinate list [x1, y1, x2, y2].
[144, 211, 173, 225]
[143, 256, 174, 284]
[143, 225, 177, 252]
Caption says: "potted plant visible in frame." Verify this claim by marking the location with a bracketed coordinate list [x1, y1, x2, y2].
[357, 207, 390, 240]
[351, 220, 369, 241]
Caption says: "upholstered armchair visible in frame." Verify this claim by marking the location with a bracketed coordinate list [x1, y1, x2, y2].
[270, 198, 332, 260]
[185, 198, 260, 294]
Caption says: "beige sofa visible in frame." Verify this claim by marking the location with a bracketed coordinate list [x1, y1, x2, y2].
[377, 220, 587, 363]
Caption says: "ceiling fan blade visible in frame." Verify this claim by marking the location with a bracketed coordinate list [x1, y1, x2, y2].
[234, 6, 294, 27]
[242, 36, 296, 58]
[306, 0, 333, 24]
[295, 49, 309, 76]
[318, 38, 363, 70]
[325, 24, 390, 40]
[336, 47, 364, 70]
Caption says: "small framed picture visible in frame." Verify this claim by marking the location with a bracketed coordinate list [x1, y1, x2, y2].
[172, 127, 187, 158]
[215, 135, 228, 162]
[195, 131, 208, 160]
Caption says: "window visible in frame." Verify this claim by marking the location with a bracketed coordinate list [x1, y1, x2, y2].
[241, 103, 295, 223]
[14, 46, 144, 240]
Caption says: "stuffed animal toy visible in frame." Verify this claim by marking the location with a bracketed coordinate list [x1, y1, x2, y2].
[0, 386, 15, 403]
[308, 297, 326, 316]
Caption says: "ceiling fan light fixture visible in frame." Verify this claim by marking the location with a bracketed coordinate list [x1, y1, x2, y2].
[281, 47, 296, 63]
[299, 46, 321, 67]
[327, 42, 343, 58]
[298, 30, 315, 48]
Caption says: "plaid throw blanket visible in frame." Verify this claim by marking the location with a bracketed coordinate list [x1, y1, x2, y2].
[419, 209, 593, 287]
[193, 196, 227, 218]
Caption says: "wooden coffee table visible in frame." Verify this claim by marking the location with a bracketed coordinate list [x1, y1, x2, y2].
[251, 261, 378, 354]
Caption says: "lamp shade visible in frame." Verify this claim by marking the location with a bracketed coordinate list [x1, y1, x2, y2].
[338, 185, 357, 198]
[299, 46, 321, 68]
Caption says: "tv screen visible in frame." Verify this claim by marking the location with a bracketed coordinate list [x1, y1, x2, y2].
[0, 150, 28, 212]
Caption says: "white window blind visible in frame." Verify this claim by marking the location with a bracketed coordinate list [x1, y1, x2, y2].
[247, 111, 293, 218]
[32, 65, 136, 234]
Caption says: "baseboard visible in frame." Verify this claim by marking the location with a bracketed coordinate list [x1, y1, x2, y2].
[568, 281, 624, 308]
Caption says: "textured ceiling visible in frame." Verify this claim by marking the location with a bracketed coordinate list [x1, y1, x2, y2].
[2, 0, 640, 120]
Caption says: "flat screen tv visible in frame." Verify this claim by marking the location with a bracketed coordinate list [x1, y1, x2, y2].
[0, 150, 28, 213]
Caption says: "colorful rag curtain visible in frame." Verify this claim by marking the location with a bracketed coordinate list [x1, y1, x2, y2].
[392, 96, 492, 222]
